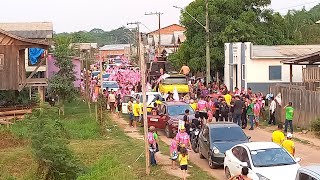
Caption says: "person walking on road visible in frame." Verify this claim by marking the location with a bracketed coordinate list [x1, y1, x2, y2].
[108, 90, 116, 113]
[179, 146, 189, 180]
[175, 126, 191, 152]
[284, 102, 294, 134]
[148, 126, 157, 166]
[170, 138, 178, 170]
[128, 97, 134, 127]
[132, 101, 140, 128]
[268, 97, 277, 125]
[282, 133, 295, 157]
[272, 123, 285, 145]
[246, 99, 255, 130]
[233, 95, 244, 127]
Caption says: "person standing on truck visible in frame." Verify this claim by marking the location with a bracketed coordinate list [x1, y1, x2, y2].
[179, 63, 190, 76]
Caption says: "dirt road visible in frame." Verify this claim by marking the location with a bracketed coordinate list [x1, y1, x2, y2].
[158, 127, 320, 180]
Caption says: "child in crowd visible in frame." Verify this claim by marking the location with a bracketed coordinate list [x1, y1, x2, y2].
[170, 139, 178, 170]
[179, 147, 189, 180]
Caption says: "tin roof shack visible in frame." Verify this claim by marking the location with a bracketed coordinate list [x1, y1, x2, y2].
[0, 28, 49, 91]
[0, 22, 53, 73]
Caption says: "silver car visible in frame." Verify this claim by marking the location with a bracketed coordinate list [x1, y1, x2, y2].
[296, 165, 320, 180]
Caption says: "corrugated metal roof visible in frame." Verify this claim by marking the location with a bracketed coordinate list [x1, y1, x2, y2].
[0, 22, 53, 39]
[253, 45, 320, 58]
[0, 28, 50, 46]
[99, 44, 130, 50]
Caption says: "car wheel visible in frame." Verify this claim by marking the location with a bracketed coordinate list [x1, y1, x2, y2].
[208, 155, 218, 169]
[165, 124, 173, 138]
[199, 145, 205, 159]
[225, 166, 231, 179]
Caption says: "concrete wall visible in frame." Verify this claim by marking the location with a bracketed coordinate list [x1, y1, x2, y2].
[246, 58, 303, 83]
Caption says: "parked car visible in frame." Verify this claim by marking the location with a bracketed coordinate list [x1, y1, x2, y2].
[102, 73, 111, 81]
[198, 122, 250, 169]
[102, 81, 119, 92]
[91, 71, 100, 78]
[114, 59, 122, 66]
[296, 165, 320, 180]
[224, 142, 301, 180]
[147, 101, 196, 138]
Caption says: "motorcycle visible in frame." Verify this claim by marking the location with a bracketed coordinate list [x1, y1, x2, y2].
[190, 118, 201, 153]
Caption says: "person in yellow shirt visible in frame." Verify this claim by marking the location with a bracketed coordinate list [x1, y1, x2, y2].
[272, 124, 285, 145]
[132, 101, 140, 128]
[139, 101, 144, 127]
[282, 133, 295, 156]
[189, 99, 197, 111]
[178, 146, 189, 180]
[224, 91, 232, 106]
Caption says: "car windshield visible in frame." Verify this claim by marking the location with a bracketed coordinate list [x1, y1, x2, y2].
[210, 127, 248, 142]
[250, 148, 296, 167]
[102, 82, 119, 88]
[168, 105, 194, 116]
[163, 77, 187, 85]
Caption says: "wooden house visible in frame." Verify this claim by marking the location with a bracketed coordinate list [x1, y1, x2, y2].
[0, 26, 50, 96]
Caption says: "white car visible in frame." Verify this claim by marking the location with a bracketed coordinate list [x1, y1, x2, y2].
[224, 142, 301, 180]
[121, 92, 164, 114]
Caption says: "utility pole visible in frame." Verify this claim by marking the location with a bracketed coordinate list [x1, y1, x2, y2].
[127, 22, 141, 67]
[139, 32, 150, 175]
[205, 0, 211, 84]
[173, 5, 211, 83]
[145, 12, 163, 58]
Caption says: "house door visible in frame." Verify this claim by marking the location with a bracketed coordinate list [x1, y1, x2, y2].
[233, 65, 238, 89]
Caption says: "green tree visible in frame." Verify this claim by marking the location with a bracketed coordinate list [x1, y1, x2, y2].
[30, 108, 84, 180]
[48, 36, 77, 115]
[170, 1, 320, 74]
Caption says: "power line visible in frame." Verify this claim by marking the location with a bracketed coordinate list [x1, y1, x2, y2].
[273, 0, 320, 12]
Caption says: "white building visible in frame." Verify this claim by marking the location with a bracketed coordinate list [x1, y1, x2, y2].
[224, 42, 320, 93]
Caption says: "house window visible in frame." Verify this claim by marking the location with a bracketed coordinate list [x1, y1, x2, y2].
[0, 54, 4, 70]
[269, 66, 282, 80]
[242, 64, 245, 80]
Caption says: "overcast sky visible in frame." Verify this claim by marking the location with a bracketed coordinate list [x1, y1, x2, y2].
[0, 0, 318, 33]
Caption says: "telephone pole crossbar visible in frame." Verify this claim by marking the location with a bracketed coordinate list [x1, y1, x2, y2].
[145, 12, 163, 57]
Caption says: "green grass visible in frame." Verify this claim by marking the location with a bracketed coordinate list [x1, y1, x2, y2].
[0, 101, 181, 180]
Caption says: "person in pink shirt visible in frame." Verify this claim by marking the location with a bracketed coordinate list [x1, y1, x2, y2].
[197, 96, 209, 124]
[170, 139, 178, 169]
[175, 126, 191, 152]
[253, 99, 261, 128]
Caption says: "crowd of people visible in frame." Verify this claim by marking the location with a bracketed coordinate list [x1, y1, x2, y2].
[83, 61, 297, 179]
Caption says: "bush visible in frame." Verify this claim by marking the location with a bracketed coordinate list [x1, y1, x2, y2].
[29, 107, 85, 180]
[311, 118, 320, 136]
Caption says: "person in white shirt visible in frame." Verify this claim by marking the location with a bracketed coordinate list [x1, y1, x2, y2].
[268, 97, 277, 125]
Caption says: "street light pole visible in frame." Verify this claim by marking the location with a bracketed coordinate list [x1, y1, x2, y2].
[205, 0, 211, 84]
[173, 3, 211, 84]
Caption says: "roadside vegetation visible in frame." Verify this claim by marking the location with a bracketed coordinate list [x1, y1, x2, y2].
[0, 101, 211, 180]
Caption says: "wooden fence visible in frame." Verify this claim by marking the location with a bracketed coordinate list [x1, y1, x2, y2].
[302, 67, 320, 82]
[292, 82, 320, 91]
[270, 84, 320, 129]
